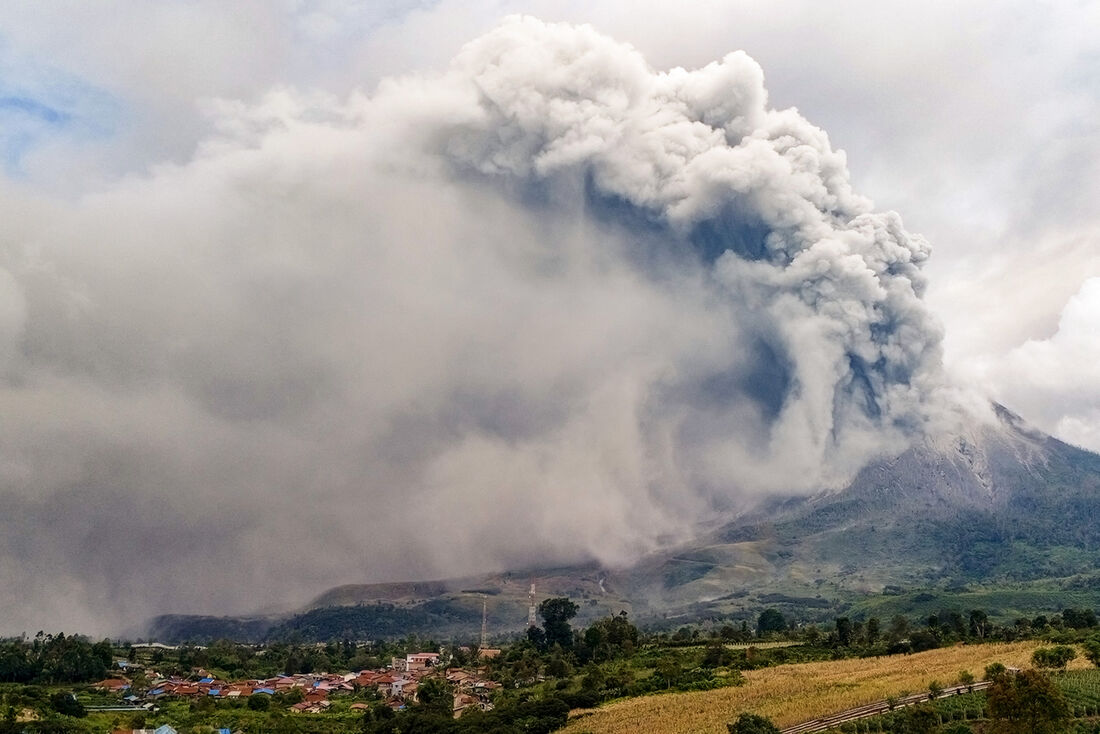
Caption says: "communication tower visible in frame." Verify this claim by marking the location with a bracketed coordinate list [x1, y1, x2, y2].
[480, 597, 488, 649]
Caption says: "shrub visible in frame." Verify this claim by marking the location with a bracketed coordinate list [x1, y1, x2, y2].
[727, 712, 781, 734]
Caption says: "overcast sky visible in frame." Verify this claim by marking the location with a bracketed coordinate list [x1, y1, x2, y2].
[0, 1, 1097, 635]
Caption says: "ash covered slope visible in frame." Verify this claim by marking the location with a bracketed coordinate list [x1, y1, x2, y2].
[628, 404, 1100, 616]
[148, 406, 1100, 642]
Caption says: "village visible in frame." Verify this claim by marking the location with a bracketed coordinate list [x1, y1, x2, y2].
[92, 647, 505, 728]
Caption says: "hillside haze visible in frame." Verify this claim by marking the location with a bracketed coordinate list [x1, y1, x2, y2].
[150, 405, 1100, 642]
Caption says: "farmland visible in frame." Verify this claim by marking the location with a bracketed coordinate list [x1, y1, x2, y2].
[562, 641, 1090, 734]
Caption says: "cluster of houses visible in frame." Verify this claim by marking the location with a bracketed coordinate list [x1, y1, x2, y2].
[95, 651, 501, 718]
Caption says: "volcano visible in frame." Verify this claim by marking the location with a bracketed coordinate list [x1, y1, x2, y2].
[149, 405, 1100, 641]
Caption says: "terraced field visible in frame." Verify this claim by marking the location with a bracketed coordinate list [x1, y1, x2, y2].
[563, 641, 1090, 734]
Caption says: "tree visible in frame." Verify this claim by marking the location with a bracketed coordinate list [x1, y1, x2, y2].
[909, 630, 939, 652]
[371, 702, 394, 721]
[727, 712, 780, 734]
[958, 670, 975, 690]
[945, 611, 966, 638]
[865, 616, 881, 645]
[701, 640, 731, 668]
[968, 609, 990, 639]
[526, 625, 547, 652]
[987, 669, 1068, 734]
[896, 704, 939, 734]
[756, 609, 786, 636]
[655, 658, 680, 690]
[416, 677, 452, 716]
[888, 615, 910, 642]
[1062, 607, 1098, 629]
[835, 618, 853, 647]
[1082, 637, 1100, 668]
[248, 694, 270, 711]
[582, 613, 639, 661]
[546, 652, 571, 678]
[1031, 645, 1076, 670]
[927, 680, 944, 701]
[538, 598, 579, 650]
[49, 692, 85, 718]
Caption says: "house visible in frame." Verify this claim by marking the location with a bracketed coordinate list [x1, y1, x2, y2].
[453, 693, 494, 718]
[356, 671, 383, 688]
[405, 652, 441, 672]
[452, 693, 480, 717]
[446, 670, 473, 685]
[374, 676, 418, 699]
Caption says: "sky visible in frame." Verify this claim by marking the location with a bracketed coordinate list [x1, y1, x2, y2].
[0, 0, 1097, 636]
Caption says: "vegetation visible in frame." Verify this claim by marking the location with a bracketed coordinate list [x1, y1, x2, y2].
[560, 641, 1084, 733]
[3, 597, 1100, 734]
[726, 712, 780, 734]
[1033, 645, 1079, 670]
[0, 634, 111, 684]
[987, 668, 1069, 734]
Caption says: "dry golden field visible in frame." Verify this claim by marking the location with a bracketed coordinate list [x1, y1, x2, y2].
[563, 641, 1090, 734]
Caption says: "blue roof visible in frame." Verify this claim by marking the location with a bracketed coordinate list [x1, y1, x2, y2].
[148, 688, 165, 696]
[207, 689, 220, 696]
[154, 726, 178, 734]
[199, 677, 214, 683]
[254, 688, 275, 695]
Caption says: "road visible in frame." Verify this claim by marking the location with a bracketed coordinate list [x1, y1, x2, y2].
[779, 680, 991, 734]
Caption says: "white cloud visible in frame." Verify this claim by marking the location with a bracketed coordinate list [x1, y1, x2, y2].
[0, 16, 954, 634]
[974, 277, 1100, 452]
[0, 1, 1096, 633]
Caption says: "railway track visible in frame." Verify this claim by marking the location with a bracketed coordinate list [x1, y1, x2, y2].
[779, 680, 991, 734]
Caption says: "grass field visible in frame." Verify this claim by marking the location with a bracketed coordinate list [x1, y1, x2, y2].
[563, 641, 1091, 734]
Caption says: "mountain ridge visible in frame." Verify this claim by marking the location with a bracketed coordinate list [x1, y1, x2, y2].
[147, 405, 1100, 642]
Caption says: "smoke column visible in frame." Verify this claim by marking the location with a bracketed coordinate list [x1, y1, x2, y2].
[0, 16, 945, 634]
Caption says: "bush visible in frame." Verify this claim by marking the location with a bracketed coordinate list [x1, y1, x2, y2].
[727, 712, 781, 734]
[1032, 645, 1077, 670]
[48, 692, 84, 718]
[941, 726, 974, 734]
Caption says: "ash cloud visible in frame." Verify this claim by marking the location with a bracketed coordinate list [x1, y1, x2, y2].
[0, 17, 945, 635]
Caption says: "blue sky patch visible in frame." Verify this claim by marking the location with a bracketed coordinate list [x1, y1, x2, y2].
[0, 36, 121, 177]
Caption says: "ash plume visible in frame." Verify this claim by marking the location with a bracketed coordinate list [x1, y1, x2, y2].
[0, 17, 945, 635]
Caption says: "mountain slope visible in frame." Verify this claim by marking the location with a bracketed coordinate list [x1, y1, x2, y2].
[622, 404, 1100, 620]
[147, 406, 1100, 641]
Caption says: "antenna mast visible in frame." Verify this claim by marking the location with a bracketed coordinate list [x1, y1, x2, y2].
[480, 597, 488, 650]
[527, 580, 537, 628]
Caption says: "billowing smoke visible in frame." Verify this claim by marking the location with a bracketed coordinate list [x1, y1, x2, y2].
[0, 17, 945, 635]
